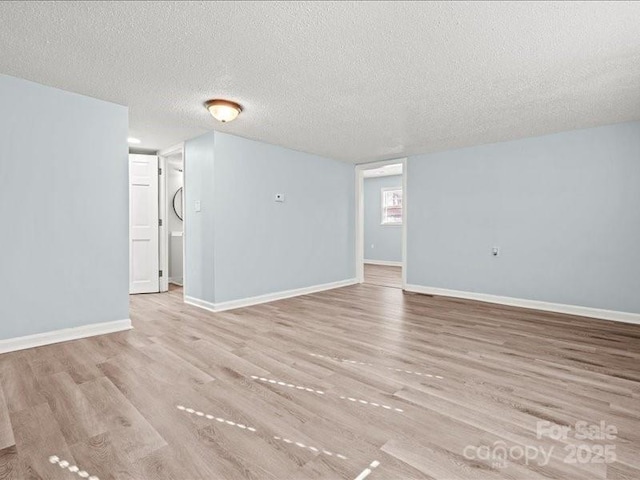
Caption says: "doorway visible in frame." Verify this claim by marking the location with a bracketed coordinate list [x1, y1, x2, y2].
[166, 154, 184, 288]
[159, 143, 185, 299]
[355, 159, 406, 289]
[129, 143, 185, 298]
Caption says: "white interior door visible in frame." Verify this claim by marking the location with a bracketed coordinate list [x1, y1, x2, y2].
[129, 154, 159, 294]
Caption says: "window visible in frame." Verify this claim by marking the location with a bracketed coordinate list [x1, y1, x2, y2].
[381, 187, 403, 225]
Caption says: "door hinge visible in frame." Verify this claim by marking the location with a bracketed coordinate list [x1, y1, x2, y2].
[159, 270, 163, 278]
[159, 218, 163, 227]
[158, 167, 162, 175]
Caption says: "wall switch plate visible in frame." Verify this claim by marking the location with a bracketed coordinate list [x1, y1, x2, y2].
[275, 193, 285, 202]
[492, 247, 499, 256]
[194, 200, 201, 212]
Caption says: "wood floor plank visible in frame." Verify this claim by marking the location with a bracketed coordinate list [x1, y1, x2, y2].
[130, 443, 214, 480]
[10, 402, 74, 480]
[606, 461, 640, 480]
[38, 371, 107, 446]
[97, 359, 265, 479]
[0, 389, 14, 451]
[79, 376, 167, 464]
[0, 354, 45, 413]
[364, 264, 403, 289]
[68, 430, 145, 480]
[0, 445, 19, 480]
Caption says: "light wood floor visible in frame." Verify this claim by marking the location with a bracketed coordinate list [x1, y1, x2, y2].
[364, 264, 402, 289]
[1, 283, 639, 479]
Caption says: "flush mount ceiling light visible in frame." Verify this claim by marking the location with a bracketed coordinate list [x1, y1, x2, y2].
[205, 99, 242, 123]
[127, 137, 141, 144]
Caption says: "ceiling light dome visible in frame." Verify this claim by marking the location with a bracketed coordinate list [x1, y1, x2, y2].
[205, 99, 242, 123]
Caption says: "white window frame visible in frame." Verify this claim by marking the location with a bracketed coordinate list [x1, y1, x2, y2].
[381, 187, 403, 226]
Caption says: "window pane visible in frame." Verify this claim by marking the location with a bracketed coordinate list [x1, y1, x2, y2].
[382, 188, 402, 224]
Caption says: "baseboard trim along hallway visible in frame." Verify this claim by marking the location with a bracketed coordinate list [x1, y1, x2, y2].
[185, 278, 359, 313]
[363, 259, 402, 267]
[404, 284, 640, 325]
[0, 318, 133, 354]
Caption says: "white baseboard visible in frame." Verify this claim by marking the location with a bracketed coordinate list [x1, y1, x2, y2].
[0, 319, 133, 355]
[169, 277, 183, 286]
[364, 259, 403, 267]
[183, 296, 218, 312]
[404, 284, 640, 325]
[185, 278, 358, 313]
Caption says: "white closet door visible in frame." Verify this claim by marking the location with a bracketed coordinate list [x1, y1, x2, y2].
[129, 154, 159, 294]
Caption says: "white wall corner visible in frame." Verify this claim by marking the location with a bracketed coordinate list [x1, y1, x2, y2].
[404, 284, 640, 325]
[0, 318, 133, 355]
[185, 278, 358, 313]
[183, 295, 218, 313]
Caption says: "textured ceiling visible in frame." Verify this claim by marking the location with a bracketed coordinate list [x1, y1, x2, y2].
[1, 1, 640, 163]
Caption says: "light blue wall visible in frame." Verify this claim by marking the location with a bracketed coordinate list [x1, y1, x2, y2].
[407, 121, 640, 314]
[184, 132, 216, 303]
[364, 175, 402, 262]
[184, 132, 355, 304]
[0, 74, 129, 340]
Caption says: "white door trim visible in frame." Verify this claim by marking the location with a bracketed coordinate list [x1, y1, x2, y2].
[354, 158, 407, 287]
[158, 155, 168, 292]
[158, 143, 184, 158]
[158, 143, 185, 295]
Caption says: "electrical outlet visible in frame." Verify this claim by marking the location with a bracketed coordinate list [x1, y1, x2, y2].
[194, 200, 201, 212]
[492, 247, 499, 256]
